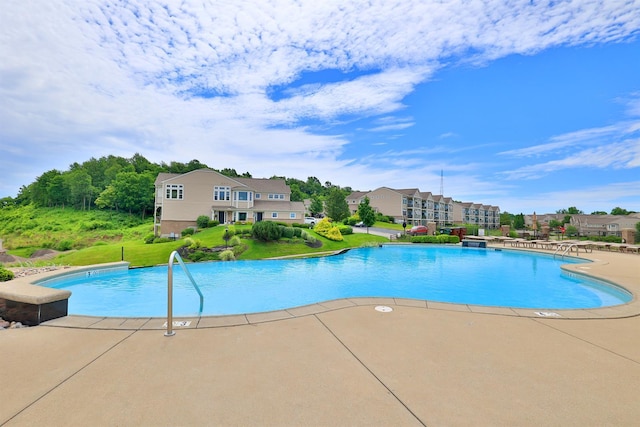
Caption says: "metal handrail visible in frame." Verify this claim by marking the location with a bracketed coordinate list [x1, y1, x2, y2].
[165, 250, 204, 337]
[553, 242, 578, 259]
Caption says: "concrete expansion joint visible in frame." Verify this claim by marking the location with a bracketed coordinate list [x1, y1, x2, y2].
[313, 313, 427, 426]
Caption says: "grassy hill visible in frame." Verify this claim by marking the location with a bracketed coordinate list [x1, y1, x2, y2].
[0, 205, 151, 253]
[0, 205, 388, 268]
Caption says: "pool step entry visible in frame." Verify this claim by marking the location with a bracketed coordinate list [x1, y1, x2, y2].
[165, 250, 204, 337]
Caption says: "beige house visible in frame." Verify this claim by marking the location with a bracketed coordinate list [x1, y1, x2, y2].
[154, 169, 306, 236]
[526, 213, 640, 237]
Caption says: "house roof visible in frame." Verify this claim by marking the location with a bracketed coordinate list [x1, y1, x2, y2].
[396, 188, 421, 197]
[154, 172, 180, 185]
[235, 177, 290, 194]
[155, 170, 290, 194]
[346, 191, 369, 200]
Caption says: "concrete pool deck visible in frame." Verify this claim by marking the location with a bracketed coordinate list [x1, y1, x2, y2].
[2, 249, 639, 425]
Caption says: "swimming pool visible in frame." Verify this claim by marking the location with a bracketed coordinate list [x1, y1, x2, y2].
[45, 245, 631, 317]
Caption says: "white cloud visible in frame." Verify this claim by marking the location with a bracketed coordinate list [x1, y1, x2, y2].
[500, 139, 640, 180]
[1, 0, 640, 201]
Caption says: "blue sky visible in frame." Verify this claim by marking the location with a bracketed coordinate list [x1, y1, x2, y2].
[1, 0, 639, 214]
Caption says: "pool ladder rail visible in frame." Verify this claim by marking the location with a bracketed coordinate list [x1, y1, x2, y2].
[553, 242, 578, 259]
[165, 250, 204, 337]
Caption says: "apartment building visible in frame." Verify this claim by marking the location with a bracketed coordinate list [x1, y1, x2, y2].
[452, 202, 501, 229]
[346, 187, 497, 228]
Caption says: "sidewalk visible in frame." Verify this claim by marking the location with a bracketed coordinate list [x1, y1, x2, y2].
[2, 250, 639, 426]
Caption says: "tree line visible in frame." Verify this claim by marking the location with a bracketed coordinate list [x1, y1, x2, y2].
[0, 154, 353, 218]
[1, 153, 634, 221]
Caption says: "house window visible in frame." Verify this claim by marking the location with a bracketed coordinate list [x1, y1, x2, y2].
[268, 194, 285, 200]
[214, 186, 230, 201]
[165, 184, 183, 200]
[235, 191, 251, 201]
[255, 193, 261, 199]
[271, 212, 278, 218]
[289, 213, 296, 219]
[238, 212, 248, 221]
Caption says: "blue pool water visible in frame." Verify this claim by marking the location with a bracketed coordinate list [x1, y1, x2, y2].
[45, 245, 631, 317]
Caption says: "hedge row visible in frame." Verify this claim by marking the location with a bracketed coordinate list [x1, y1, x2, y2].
[410, 235, 460, 244]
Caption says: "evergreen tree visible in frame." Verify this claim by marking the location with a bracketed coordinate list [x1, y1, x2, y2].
[325, 187, 350, 222]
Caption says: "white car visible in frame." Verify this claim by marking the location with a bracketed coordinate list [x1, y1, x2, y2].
[304, 217, 316, 226]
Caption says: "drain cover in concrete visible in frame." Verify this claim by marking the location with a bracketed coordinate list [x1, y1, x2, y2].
[162, 320, 192, 327]
[534, 311, 560, 317]
[375, 306, 393, 313]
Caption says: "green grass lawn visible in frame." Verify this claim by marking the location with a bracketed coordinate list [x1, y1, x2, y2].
[51, 225, 389, 267]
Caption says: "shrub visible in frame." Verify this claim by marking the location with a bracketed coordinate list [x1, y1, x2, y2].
[196, 215, 210, 229]
[80, 220, 110, 231]
[293, 227, 302, 238]
[337, 224, 353, 235]
[144, 233, 155, 244]
[252, 221, 282, 241]
[344, 217, 358, 226]
[232, 244, 247, 256]
[188, 250, 220, 262]
[238, 228, 252, 237]
[181, 227, 195, 236]
[314, 218, 332, 234]
[56, 240, 73, 251]
[312, 218, 343, 241]
[410, 235, 459, 244]
[219, 249, 235, 261]
[229, 235, 241, 246]
[292, 223, 312, 229]
[153, 237, 172, 244]
[324, 226, 344, 241]
[188, 250, 206, 262]
[375, 213, 394, 223]
[0, 267, 14, 282]
[222, 227, 236, 246]
[446, 235, 460, 244]
[208, 220, 220, 227]
[281, 226, 295, 239]
[183, 237, 201, 250]
[301, 230, 318, 244]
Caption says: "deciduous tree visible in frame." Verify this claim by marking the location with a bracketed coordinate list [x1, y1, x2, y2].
[357, 197, 376, 231]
